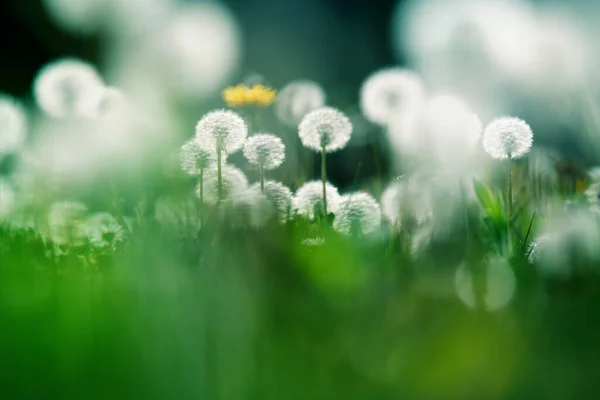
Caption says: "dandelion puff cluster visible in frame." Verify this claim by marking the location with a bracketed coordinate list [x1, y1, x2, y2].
[360, 68, 425, 125]
[298, 107, 352, 153]
[251, 180, 292, 223]
[84, 212, 125, 249]
[0, 95, 27, 156]
[333, 192, 381, 236]
[34, 58, 104, 118]
[230, 185, 274, 228]
[276, 81, 326, 127]
[197, 165, 248, 205]
[195, 109, 248, 154]
[42, 0, 106, 34]
[482, 117, 533, 159]
[47, 201, 88, 246]
[293, 181, 342, 219]
[180, 139, 215, 176]
[243, 133, 285, 170]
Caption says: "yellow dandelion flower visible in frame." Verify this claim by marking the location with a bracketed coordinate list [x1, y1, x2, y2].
[248, 84, 277, 107]
[222, 84, 277, 107]
[222, 85, 251, 107]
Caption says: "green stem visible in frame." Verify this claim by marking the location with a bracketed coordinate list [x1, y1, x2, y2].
[507, 156, 513, 250]
[321, 145, 327, 216]
[199, 167, 204, 227]
[217, 147, 223, 201]
[259, 164, 265, 193]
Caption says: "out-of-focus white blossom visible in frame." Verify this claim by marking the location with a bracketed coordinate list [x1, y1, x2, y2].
[34, 58, 104, 118]
[0, 95, 27, 156]
[230, 185, 274, 228]
[42, 0, 106, 34]
[482, 117, 533, 159]
[293, 181, 342, 219]
[0, 180, 16, 221]
[84, 212, 125, 249]
[197, 165, 248, 205]
[251, 181, 292, 223]
[360, 67, 425, 125]
[298, 107, 352, 153]
[276, 81, 326, 127]
[243, 134, 285, 170]
[333, 192, 381, 236]
[195, 110, 248, 155]
[455, 257, 516, 311]
[530, 209, 600, 277]
[148, 3, 241, 99]
[47, 201, 88, 246]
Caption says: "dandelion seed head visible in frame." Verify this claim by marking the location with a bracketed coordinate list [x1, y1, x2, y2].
[293, 180, 342, 219]
[179, 139, 215, 176]
[298, 107, 352, 153]
[84, 212, 125, 249]
[251, 181, 292, 223]
[243, 134, 285, 170]
[34, 58, 104, 118]
[195, 109, 248, 155]
[422, 94, 482, 147]
[0, 95, 27, 156]
[91, 86, 128, 120]
[197, 164, 248, 205]
[48, 201, 88, 246]
[482, 117, 533, 159]
[0, 180, 16, 221]
[455, 257, 516, 311]
[333, 192, 381, 236]
[276, 81, 326, 127]
[360, 67, 425, 125]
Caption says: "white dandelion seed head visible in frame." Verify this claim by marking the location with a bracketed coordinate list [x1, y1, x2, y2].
[195, 109, 248, 155]
[0, 180, 16, 221]
[360, 67, 425, 126]
[0, 95, 27, 156]
[586, 182, 600, 207]
[230, 185, 274, 228]
[197, 164, 248, 205]
[251, 180, 293, 223]
[454, 257, 517, 311]
[276, 81, 326, 127]
[243, 133, 286, 170]
[293, 180, 342, 219]
[34, 58, 104, 118]
[333, 192, 381, 236]
[84, 212, 125, 249]
[47, 201, 88, 246]
[482, 117, 533, 160]
[179, 139, 215, 176]
[298, 107, 352, 153]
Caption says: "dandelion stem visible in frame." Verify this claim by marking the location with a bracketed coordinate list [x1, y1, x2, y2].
[259, 164, 265, 193]
[199, 167, 204, 227]
[508, 156, 513, 249]
[321, 144, 327, 216]
[217, 146, 223, 201]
